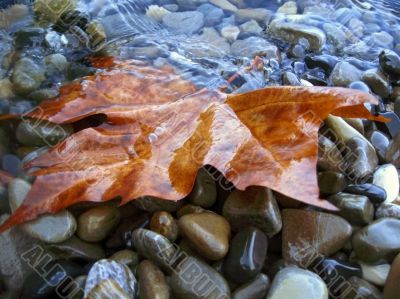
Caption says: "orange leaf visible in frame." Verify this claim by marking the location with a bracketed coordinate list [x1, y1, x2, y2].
[0, 58, 383, 232]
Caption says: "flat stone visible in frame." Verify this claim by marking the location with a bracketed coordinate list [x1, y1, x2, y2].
[223, 186, 282, 237]
[352, 218, 400, 263]
[223, 226, 267, 284]
[170, 256, 230, 299]
[266, 267, 328, 299]
[268, 20, 326, 52]
[384, 252, 400, 299]
[330, 62, 362, 87]
[77, 205, 121, 242]
[232, 273, 270, 299]
[282, 209, 352, 266]
[162, 11, 204, 35]
[329, 193, 374, 225]
[137, 260, 169, 299]
[372, 164, 399, 204]
[344, 183, 387, 204]
[178, 212, 230, 260]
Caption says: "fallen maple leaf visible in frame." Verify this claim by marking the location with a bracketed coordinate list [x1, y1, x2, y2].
[0, 57, 386, 232]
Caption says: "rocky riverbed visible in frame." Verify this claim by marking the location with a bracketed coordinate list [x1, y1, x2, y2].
[0, 0, 400, 298]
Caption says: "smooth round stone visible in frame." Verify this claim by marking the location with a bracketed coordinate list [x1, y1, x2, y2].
[344, 183, 387, 204]
[137, 260, 170, 299]
[266, 267, 328, 299]
[386, 133, 400, 168]
[317, 135, 345, 172]
[77, 205, 121, 242]
[106, 213, 150, 249]
[376, 203, 400, 219]
[131, 228, 176, 273]
[86, 278, 131, 299]
[329, 193, 374, 225]
[223, 227, 267, 284]
[282, 209, 352, 266]
[150, 211, 178, 242]
[109, 249, 139, 270]
[8, 178, 77, 243]
[318, 171, 347, 194]
[47, 235, 105, 261]
[21, 260, 84, 299]
[352, 218, 400, 263]
[345, 136, 378, 182]
[360, 262, 390, 286]
[349, 81, 371, 93]
[223, 186, 282, 237]
[178, 212, 230, 260]
[282, 71, 301, 86]
[379, 49, 400, 76]
[134, 196, 182, 213]
[169, 256, 230, 299]
[344, 277, 383, 299]
[11, 58, 45, 95]
[177, 204, 205, 218]
[384, 252, 400, 299]
[16, 119, 73, 147]
[232, 273, 270, 299]
[189, 168, 217, 208]
[330, 61, 362, 87]
[43, 54, 68, 76]
[84, 259, 137, 298]
[372, 164, 399, 203]
[362, 68, 391, 98]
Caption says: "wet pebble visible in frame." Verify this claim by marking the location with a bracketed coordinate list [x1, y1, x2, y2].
[223, 186, 282, 237]
[84, 259, 137, 298]
[344, 183, 387, 204]
[282, 209, 352, 266]
[11, 58, 45, 95]
[344, 277, 383, 299]
[109, 249, 139, 270]
[162, 11, 204, 35]
[304, 54, 338, 75]
[360, 262, 390, 286]
[384, 252, 400, 299]
[266, 267, 328, 299]
[137, 260, 170, 299]
[318, 171, 347, 194]
[329, 193, 374, 225]
[386, 133, 400, 168]
[9, 178, 77, 243]
[77, 205, 121, 242]
[178, 211, 230, 260]
[223, 226, 267, 284]
[232, 273, 270, 299]
[379, 49, 400, 76]
[150, 211, 178, 242]
[372, 164, 399, 203]
[189, 168, 217, 208]
[330, 61, 362, 87]
[352, 218, 400, 262]
[368, 131, 390, 162]
[362, 68, 391, 98]
[376, 203, 400, 219]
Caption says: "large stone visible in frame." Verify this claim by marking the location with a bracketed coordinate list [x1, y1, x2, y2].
[232, 273, 270, 299]
[329, 193, 374, 225]
[178, 212, 230, 260]
[223, 186, 282, 237]
[330, 62, 362, 87]
[379, 49, 400, 76]
[317, 135, 345, 172]
[362, 68, 391, 98]
[268, 20, 326, 52]
[266, 267, 328, 299]
[137, 260, 169, 299]
[282, 209, 352, 266]
[352, 218, 400, 263]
